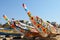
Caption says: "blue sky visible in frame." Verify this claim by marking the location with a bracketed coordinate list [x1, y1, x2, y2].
[0, 0, 60, 24]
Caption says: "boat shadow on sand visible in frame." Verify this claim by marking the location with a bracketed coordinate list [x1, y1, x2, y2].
[20, 37, 57, 40]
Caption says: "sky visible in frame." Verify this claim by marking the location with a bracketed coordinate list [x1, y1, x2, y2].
[0, 0, 60, 24]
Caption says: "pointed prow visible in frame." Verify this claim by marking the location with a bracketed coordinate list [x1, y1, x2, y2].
[3, 15, 9, 21]
[22, 3, 32, 17]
